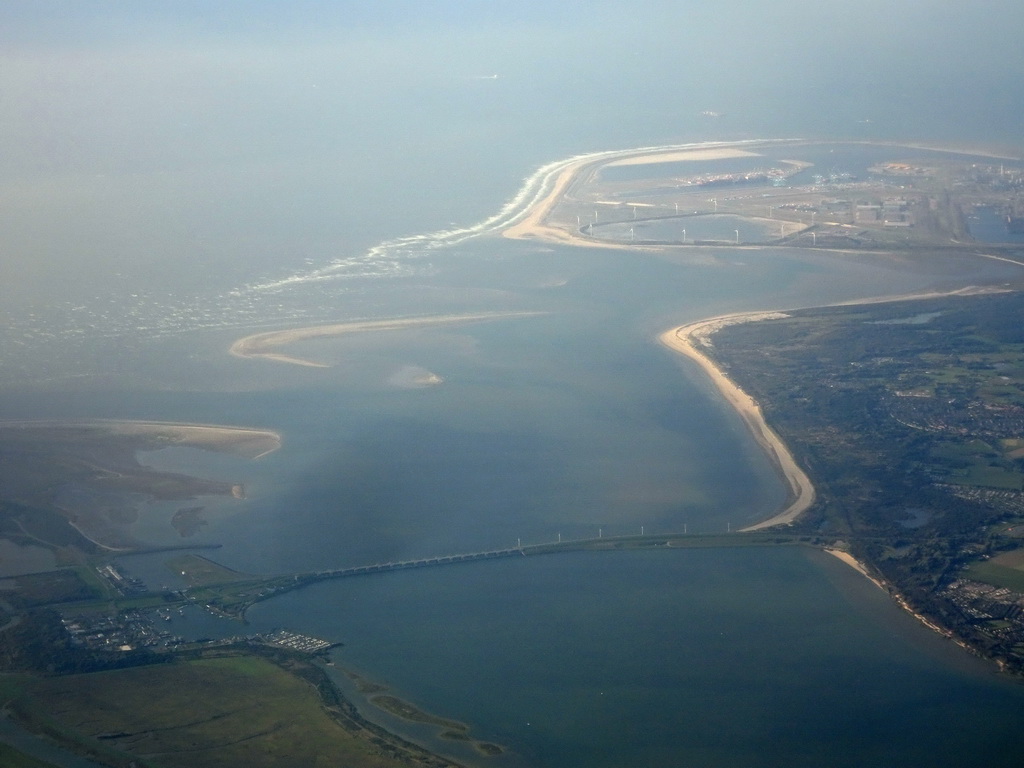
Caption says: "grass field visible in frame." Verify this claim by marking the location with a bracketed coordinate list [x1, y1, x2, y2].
[965, 561, 1024, 592]
[931, 440, 1024, 490]
[956, 465, 1023, 490]
[18, 655, 457, 768]
[164, 553, 250, 586]
[0, 743, 58, 768]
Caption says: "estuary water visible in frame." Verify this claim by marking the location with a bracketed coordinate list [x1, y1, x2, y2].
[246, 548, 1024, 768]
[105, 204, 1024, 767]
[5, 5, 1024, 765]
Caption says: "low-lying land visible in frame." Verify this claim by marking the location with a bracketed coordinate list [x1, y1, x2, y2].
[503, 139, 1024, 257]
[8, 286, 1024, 765]
[0, 421, 278, 553]
[6, 649, 460, 768]
[706, 290, 1024, 671]
[5, 140, 1024, 766]
[659, 313, 815, 529]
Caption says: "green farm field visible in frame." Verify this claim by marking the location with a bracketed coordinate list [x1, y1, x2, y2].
[15, 654, 456, 768]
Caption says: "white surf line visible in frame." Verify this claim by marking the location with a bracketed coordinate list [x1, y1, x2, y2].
[244, 139, 803, 294]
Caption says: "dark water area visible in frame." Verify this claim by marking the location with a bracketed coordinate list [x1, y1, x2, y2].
[245, 547, 1024, 768]
[98, 228, 1024, 767]
[100, 236, 1024, 575]
[968, 205, 1024, 244]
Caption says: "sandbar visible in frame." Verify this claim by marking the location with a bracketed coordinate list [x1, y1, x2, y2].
[86, 420, 281, 460]
[229, 311, 542, 368]
[0, 419, 282, 460]
[603, 147, 760, 167]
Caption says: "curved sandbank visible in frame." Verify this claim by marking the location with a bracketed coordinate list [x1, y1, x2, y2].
[0, 419, 282, 460]
[500, 142, 787, 247]
[659, 286, 1010, 531]
[499, 138, 1023, 252]
[229, 311, 542, 368]
[659, 315, 816, 531]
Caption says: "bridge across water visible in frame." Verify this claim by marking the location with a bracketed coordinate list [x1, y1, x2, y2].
[192, 530, 804, 619]
[310, 546, 528, 580]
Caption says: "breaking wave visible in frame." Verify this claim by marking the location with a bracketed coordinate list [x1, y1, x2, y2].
[243, 139, 789, 294]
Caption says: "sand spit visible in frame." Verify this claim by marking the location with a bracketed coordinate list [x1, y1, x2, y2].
[658, 314, 816, 531]
[104, 420, 282, 460]
[500, 157, 607, 245]
[0, 419, 282, 460]
[229, 312, 542, 368]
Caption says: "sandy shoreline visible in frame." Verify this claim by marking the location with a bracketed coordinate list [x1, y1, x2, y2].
[658, 287, 1009, 531]
[603, 147, 760, 167]
[498, 138, 1023, 253]
[823, 548, 976, 651]
[658, 315, 816, 531]
[230, 312, 541, 368]
[0, 419, 282, 460]
[500, 156, 605, 245]
[501, 143, 779, 248]
[824, 549, 886, 590]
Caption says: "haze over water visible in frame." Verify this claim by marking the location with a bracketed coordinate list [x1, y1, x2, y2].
[5, 2, 1024, 766]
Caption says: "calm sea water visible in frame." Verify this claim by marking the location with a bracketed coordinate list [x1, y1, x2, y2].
[3, 56, 1024, 762]
[4, 6, 1024, 765]
[244, 548, 1024, 768]
[102, 215, 1024, 767]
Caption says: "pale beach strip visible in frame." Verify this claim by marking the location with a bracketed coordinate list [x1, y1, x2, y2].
[824, 549, 887, 590]
[500, 155, 611, 245]
[603, 147, 760, 167]
[229, 311, 543, 368]
[501, 144, 778, 247]
[823, 548, 981, 653]
[657, 287, 1012, 532]
[0, 418, 282, 460]
[658, 315, 816, 531]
